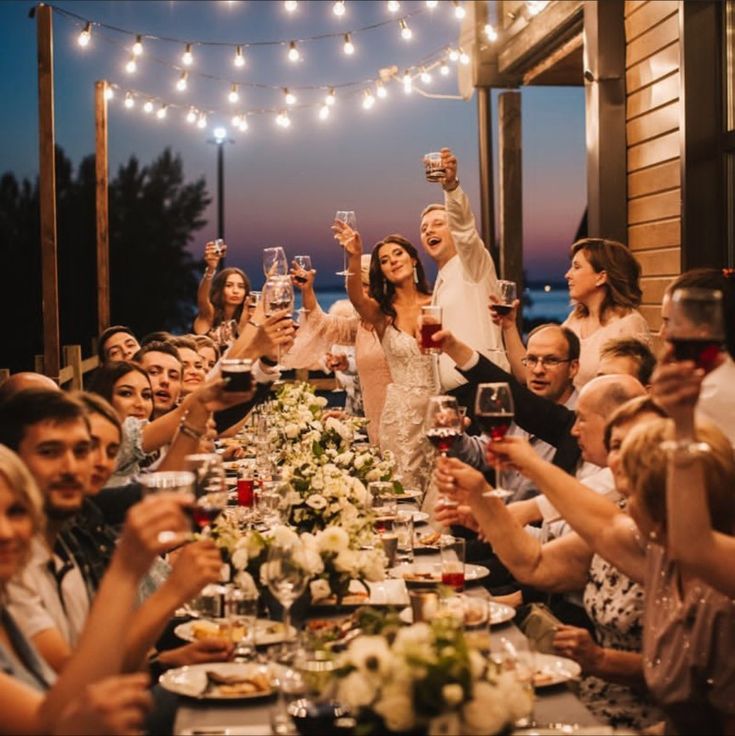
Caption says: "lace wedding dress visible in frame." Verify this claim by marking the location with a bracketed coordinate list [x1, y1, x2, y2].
[378, 326, 438, 496]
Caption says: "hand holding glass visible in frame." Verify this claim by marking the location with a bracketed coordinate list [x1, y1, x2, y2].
[335, 211, 356, 276]
[475, 383, 515, 499]
[263, 247, 289, 278]
[667, 287, 724, 374]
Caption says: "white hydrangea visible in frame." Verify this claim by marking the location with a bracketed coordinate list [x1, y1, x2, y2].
[315, 526, 350, 553]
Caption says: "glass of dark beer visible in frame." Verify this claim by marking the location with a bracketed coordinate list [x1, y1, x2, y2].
[221, 358, 253, 392]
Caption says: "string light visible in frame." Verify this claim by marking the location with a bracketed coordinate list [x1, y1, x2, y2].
[318, 104, 330, 120]
[78, 22, 92, 47]
[275, 110, 291, 128]
[104, 86, 114, 100]
[132, 34, 143, 56]
[325, 87, 336, 106]
[440, 63, 450, 76]
[143, 99, 154, 114]
[238, 116, 249, 132]
[284, 0, 298, 12]
[287, 41, 301, 62]
[156, 104, 168, 119]
[399, 18, 412, 40]
[333, 1, 346, 16]
[343, 33, 355, 55]
[484, 24, 498, 41]
[197, 112, 207, 129]
[425, 0, 438, 7]
[402, 70, 412, 93]
[228, 84, 240, 103]
[186, 107, 197, 123]
[124, 91, 135, 108]
[176, 71, 188, 91]
[459, 48, 470, 65]
[362, 88, 375, 109]
[182, 43, 194, 66]
[387, 1, 400, 12]
[124, 54, 137, 74]
[233, 45, 245, 67]
[420, 68, 432, 84]
[448, 47, 460, 62]
[231, 113, 242, 127]
[453, 1, 466, 20]
[376, 80, 387, 98]
[284, 88, 297, 105]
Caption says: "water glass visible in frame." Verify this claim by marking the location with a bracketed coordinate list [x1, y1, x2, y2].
[188, 583, 225, 619]
[225, 585, 259, 661]
[423, 151, 445, 182]
[409, 588, 439, 623]
[440, 536, 465, 592]
[394, 510, 414, 563]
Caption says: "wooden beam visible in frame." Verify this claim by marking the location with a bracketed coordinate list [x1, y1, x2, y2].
[584, 0, 628, 244]
[522, 32, 583, 85]
[62, 344, 83, 389]
[36, 3, 59, 379]
[476, 88, 498, 266]
[95, 80, 111, 335]
[498, 91, 524, 296]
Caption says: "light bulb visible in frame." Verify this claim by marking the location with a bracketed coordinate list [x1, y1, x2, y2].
[425, 0, 438, 7]
[239, 117, 249, 132]
[176, 71, 188, 91]
[143, 100, 154, 114]
[284, 0, 298, 11]
[182, 43, 194, 66]
[213, 126, 227, 142]
[228, 84, 240, 103]
[402, 72, 412, 93]
[399, 19, 412, 40]
[387, 0, 400, 12]
[287, 41, 300, 62]
[484, 23, 498, 41]
[459, 50, 470, 65]
[440, 63, 450, 76]
[362, 89, 375, 110]
[284, 88, 297, 105]
[325, 87, 336, 106]
[156, 105, 167, 120]
[333, 0, 345, 16]
[232, 114, 242, 127]
[125, 55, 137, 74]
[78, 22, 91, 47]
[104, 86, 114, 101]
[343, 33, 354, 55]
[319, 104, 330, 121]
[186, 108, 197, 124]
[197, 113, 207, 129]
[420, 69, 432, 84]
[276, 111, 291, 128]
[124, 92, 134, 108]
[376, 81, 387, 98]
[132, 34, 143, 56]
[453, 1, 466, 19]
[448, 48, 460, 62]
[233, 45, 245, 67]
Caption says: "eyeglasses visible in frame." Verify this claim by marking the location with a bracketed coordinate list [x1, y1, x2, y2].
[521, 355, 572, 368]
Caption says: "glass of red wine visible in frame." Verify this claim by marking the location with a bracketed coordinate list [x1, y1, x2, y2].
[474, 382, 515, 499]
[440, 535, 465, 592]
[491, 280, 517, 318]
[185, 453, 229, 530]
[293, 255, 312, 284]
[425, 395, 462, 509]
[335, 211, 356, 276]
[667, 287, 724, 374]
[419, 305, 443, 354]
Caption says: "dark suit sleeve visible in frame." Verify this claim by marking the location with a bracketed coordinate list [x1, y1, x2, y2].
[91, 483, 142, 526]
[458, 354, 576, 448]
[213, 383, 271, 434]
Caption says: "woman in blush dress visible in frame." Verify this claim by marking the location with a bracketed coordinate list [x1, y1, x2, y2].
[334, 221, 437, 496]
[282, 255, 392, 445]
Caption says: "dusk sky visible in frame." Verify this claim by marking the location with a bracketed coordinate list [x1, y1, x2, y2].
[0, 0, 586, 287]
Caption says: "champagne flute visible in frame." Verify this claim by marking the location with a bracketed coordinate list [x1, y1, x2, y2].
[335, 210, 356, 276]
[265, 541, 308, 663]
[667, 287, 724, 373]
[475, 383, 515, 499]
[293, 255, 312, 285]
[425, 395, 462, 509]
[263, 247, 289, 279]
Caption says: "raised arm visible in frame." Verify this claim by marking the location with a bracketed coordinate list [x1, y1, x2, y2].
[488, 297, 526, 381]
[487, 437, 646, 583]
[193, 242, 224, 335]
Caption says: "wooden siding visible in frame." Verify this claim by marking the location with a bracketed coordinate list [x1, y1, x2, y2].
[625, 0, 681, 331]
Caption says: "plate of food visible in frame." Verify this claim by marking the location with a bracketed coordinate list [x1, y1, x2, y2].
[174, 618, 295, 647]
[388, 562, 490, 586]
[392, 488, 423, 501]
[399, 598, 514, 626]
[311, 579, 409, 607]
[413, 529, 442, 552]
[159, 662, 274, 700]
[530, 653, 582, 688]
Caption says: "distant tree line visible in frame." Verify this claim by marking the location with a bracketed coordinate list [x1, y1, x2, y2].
[0, 147, 210, 372]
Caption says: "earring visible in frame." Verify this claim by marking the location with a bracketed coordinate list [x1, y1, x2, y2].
[413, 265, 418, 284]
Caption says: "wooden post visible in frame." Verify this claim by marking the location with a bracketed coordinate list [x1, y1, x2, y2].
[95, 80, 111, 334]
[476, 87, 498, 265]
[37, 3, 60, 378]
[498, 91, 523, 295]
[62, 345, 83, 389]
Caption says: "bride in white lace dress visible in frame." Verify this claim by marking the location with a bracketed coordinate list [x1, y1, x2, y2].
[333, 222, 438, 495]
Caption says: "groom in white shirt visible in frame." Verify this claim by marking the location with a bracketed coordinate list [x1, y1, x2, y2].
[419, 148, 508, 406]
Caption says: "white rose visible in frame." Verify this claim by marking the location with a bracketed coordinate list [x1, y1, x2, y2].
[231, 547, 249, 570]
[309, 578, 331, 602]
[316, 526, 350, 553]
[354, 453, 369, 469]
[314, 396, 328, 408]
[333, 549, 359, 574]
[336, 670, 377, 709]
[461, 682, 508, 735]
[374, 690, 415, 733]
[284, 423, 300, 439]
[441, 683, 464, 707]
[346, 636, 393, 677]
[305, 494, 327, 510]
[311, 476, 325, 491]
[365, 469, 381, 482]
[359, 551, 386, 582]
[270, 525, 300, 547]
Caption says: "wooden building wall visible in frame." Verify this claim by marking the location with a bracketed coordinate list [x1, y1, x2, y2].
[624, 0, 681, 331]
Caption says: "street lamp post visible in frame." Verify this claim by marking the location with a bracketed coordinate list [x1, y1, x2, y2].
[208, 127, 234, 244]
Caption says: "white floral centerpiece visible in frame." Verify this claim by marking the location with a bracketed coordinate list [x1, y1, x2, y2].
[335, 617, 533, 735]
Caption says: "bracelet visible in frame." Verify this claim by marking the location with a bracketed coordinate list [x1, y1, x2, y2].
[660, 439, 711, 464]
[179, 422, 205, 440]
[260, 355, 278, 367]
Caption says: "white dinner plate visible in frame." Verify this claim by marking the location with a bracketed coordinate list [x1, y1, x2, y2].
[388, 562, 490, 586]
[531, 653, 582, 688]
[311, 578, 409, 607]
[159, 662, 274, 700]
[174, 618, 295, 647]
[398, 600, 515, 626]
[393, 489, 423, 501]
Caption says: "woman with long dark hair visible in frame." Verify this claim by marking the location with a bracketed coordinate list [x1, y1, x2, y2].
[193, 241, 251, 349]
[334, 222, 437, 495]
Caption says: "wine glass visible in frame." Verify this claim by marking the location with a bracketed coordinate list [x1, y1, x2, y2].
[264, 541, 308, 662]
[293, 255, 312, 285]
[184, 453, 228, 530]
[262, 276, 294, 363]
[666, 287, 724, 373]
[491, 280, 517, 318]
[425, 395, 462, 509]
[263, 247, 289, 279]
[474, 383, 515, 499]
[335, 210, 356, 276]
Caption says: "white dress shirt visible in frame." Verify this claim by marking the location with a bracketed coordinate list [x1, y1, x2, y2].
[434, 185, 507, 391]
[697, 355, 735, 448]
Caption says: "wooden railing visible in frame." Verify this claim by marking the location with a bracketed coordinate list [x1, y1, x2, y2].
[0, 345, 99, 390]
